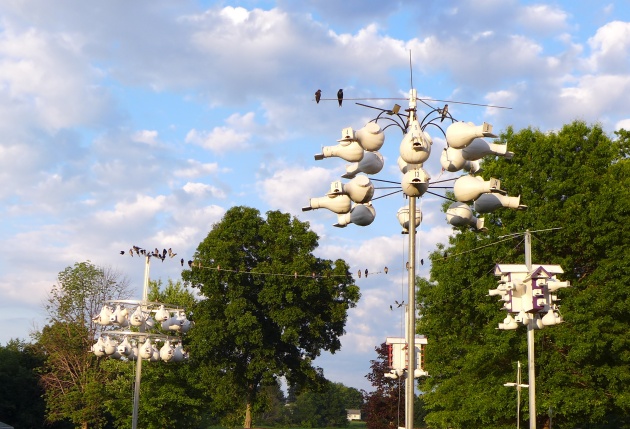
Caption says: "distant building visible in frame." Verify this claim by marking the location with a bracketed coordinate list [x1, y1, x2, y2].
[347, 409, 361, 421]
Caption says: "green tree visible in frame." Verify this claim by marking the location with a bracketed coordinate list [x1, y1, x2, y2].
[0, 339, 48, 428]
[182, 206, 360, 428]
[417, 121, 630, 428]
[291, 381, 350, 427]
[36, 262, 131, 429]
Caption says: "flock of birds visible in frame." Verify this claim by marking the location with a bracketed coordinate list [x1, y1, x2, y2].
[120, 248, 417, 313]
[120, 246, 194, 267]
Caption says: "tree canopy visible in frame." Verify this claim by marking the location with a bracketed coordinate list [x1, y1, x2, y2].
[36, 261, 131, 429]
[417, 121, 630, 429]
[182, 206, 360, 428]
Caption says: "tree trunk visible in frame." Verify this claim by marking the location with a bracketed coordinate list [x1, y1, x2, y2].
[82, 422, 88, 429]
[244, 401, 252, 429]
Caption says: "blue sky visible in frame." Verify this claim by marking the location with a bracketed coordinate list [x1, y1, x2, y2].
[1, 0, 630, 392]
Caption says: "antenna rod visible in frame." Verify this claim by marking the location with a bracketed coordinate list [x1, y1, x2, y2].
[409, 50, 413, 89]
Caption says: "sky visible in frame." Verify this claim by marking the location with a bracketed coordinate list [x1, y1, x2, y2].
[1, 0, 630, 393]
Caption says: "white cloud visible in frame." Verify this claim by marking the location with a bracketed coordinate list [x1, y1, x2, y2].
[0, 25, 114, 131]
[132, 130, 159, 145]
[174, 159, 223, 178]
[186, 112, 256, 153]
[262, 165, 336, 214]
[587, 21, 630, 74]
[182, 181, 227, 198]
[518, 4, 569, 34]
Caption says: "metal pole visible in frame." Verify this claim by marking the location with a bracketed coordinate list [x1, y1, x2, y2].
[132, 256, 151, 429]
[406, 195, 416, 429]
[524, 231, 536, 429]
[516, 361, 522, 429]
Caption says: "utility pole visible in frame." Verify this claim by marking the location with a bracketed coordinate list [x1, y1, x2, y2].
[525, 230, 536, 429]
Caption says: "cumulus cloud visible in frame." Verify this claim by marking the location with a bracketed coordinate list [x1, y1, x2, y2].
[186, 112, 256, 153]
[587, 21, 630, 74]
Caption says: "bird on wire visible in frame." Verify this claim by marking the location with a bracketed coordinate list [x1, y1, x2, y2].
[315, 89, 321, 104]
[440, 104, 449, 122]
[337, 89, 343, 106]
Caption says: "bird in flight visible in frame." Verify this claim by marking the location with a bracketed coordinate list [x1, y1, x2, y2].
[315, 89, 321, 104]
[337, 89, 343, 106]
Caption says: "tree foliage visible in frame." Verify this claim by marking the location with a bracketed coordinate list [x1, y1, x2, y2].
[36, 261, 131, 429]
[0, 339, 50, 428]
[182, 206, 360, 428]
[417, 121, 630, 429]
[362, 343, 406, 429]
[291, 381, 352, 428]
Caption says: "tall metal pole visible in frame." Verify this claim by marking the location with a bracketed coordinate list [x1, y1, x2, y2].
[132, 256, 151, 429]
[525, 230, 536, 429]
[406, 195, 416, 429]
[516, 361, 522, 429]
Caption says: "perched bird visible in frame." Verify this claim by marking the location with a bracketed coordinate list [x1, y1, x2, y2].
[129, 248, 133, 257]
[162, 249, 167, 259]
[384, 266, 389, 274]
[365, 269, 368, 278]
[337, 89, 343, 106]
[315, 89, 321, 104]
[389, 305, 393, 311]
[420, 259, 424, 266]
[188, 260, 193, 268]
[180, 258, 184, 267]
[357, 269, 361, 278]
[440, 104, 449, 122]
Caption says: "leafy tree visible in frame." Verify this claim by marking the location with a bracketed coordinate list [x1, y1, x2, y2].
[182, 206, 360, 428]
[417, 121, 630, 428]
[254, 381, 287, 426]
[291, 381, 350, 427]
[104, 279, 206, 429]
[0, 339, 48, 428]
[36, 261, 131, 429]
[363, 343, 405, 429]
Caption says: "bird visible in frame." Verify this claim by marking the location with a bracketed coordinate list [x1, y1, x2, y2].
[133, 245, 141, 255]
[120, 250, 125, 255]
[129, 248, 134, 257]
[337, 89, 343, 106]
[389, 305, 393, 311]
[180, 258, 184, 267]
[365, 269, 368, 278]
[168, 248, 177, 258]
[440, 104, 449, 122]
[188, 260, 193, 268]
[384, 266, 389, 274]
[395, 300, 405, 308]
[405, 261, 410, 270]
[420, 259, 424, 266]
[162, 249, 167, 259]
[357, 269, 361, 278]
[315, 89, 321, 104]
